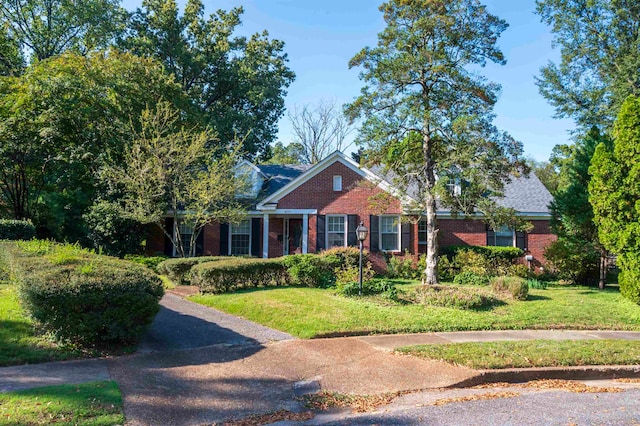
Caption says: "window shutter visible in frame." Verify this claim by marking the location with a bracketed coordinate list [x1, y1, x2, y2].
[219, 223, 229, 256]
[401, 222, 411, 252]
[164, 217, 174, 256]
[251, 218, 261, 257]
[347, 215, 358, 246]
[369, 215, 379, 253]
[516, 231, 526, 250]
[316, 215, 326, 252]
[486, 225, 495, 246]
[195, 227, 204, 256]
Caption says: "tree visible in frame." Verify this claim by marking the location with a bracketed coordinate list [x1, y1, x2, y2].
[262, 141, 305, 165]
[0, 23, 23, 75]
[121, 0, 295, 160]
[0, 51, 187, 240]
[589, 95, 640, 304]
[536, 0, 640, 130]
[346, 0, 526, 284]
[546, 128, 611, 288]
[0, 0, 127, 61]
[106, 103, 247, 258]
[288, 99, 354, 164]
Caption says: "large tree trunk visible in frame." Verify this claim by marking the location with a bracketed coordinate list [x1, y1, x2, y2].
[422, 127, 438, 285]
[598, 248, 607, 290]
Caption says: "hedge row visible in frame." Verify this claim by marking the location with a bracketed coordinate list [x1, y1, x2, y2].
[156, 256, 231, 284]
[0, 219, 36, 240]
[440, 245, 524, 261]
[191, 258, 291, 293]
[5, 240, 164, 348]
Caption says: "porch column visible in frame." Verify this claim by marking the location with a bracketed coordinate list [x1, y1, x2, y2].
[263, 213, 269, 258]
[302, 213, 309, 254]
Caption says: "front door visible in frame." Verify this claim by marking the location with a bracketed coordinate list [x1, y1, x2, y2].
[288, 219, 303, 255]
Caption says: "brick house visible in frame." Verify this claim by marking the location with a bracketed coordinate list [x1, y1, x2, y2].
[147, 151, 556, 268]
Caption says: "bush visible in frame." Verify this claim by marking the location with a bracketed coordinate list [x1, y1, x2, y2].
[0, 219, 36, 240]
[507, 264, 532, 278]
[336, 278, 397, 299]
[191, 258, 291, 293]
[386, 252, 419, 279]
[442, 245, 524, 276]
[156, 256, 227, 285]
[10, 242, 163, 348]
[618, 253, 640, 304]
[453, 249, 490, 276]
[320, 246, 367, 270]
[440, 245, 524, 262]
[414, 285, 499, 310]
[83, 201, 145, 257]
[453, 271, 490, 286]
[526, 278, 548, 290]
[435, 255, 456, 281]
[282, 254, 339, 288]
[490, 276, 529, 300]
[335, 264, 375, 287]
[124, 254, 168, 270]
[544, 240, 600, 285]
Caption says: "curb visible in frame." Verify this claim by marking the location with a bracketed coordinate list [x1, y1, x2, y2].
[451, 365, 640, 388]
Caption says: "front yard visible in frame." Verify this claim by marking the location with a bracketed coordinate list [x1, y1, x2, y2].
[190, 282, 640, 338]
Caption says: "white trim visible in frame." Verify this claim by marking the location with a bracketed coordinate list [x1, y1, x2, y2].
[302, 214, 308, 254]
[262, 214, 269, 258]
[256, 151, 416, 210]
[333, 175, 342, 191]
[326, 214, 347, 248]
[237, 159, 267, 179]
[229, 220, 252, 256]
[379, 215, 401, 252]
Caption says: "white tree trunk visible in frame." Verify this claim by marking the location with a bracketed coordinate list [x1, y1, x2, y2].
[423, 127, 438, 285]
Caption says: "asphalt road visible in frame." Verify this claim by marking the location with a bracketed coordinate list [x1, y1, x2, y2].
[297, 382, 640, 425]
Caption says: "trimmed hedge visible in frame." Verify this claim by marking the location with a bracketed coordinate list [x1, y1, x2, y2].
[191, 258, 292, 293]
[282, 254, 340, 288]
[0, 219, 36, 240]
[440, 245, 524, 261]
[156, 256, 233, 285]
[7, 241, 163, 348]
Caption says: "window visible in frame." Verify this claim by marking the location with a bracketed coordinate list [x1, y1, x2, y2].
[327, 215, 346, 248]
[333, 175, 342, 191]
[230, 220, 251, 255]
[380, 215, 400, 251]
[175, 221, 194, 256]
[418, 219, 427, 244]
[488, 226, 514, 247]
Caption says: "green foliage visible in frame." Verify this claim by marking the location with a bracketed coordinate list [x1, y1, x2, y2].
[543, 239, 600, 285]
[84, 201, 145, 257]
[536, 0, 640, 129]
[0, 219, 35, 240]
[9, 241, 164, 348]
[441, 245, 524, 262]
[155, 256, 225, 285]
[191, 258, 291, 294]
[346, 0, 524, 284]
[282, 254, 339, 288]
[507, 264, 532, 279]
[334, 265, 375, 287]
[414, 285, 500, 310]
[262, 141, 305, 165]
[452, 250, 490, 276]
[386, 253, 419, 279]
[124, 254, 168, 270]
[121, 0, 295, 160]
[336, 278, 397, 299]
[491, 276, 529, 300]
[590, 96, 640, 304]
[526, 278, 548, 290]
[434, 255, 456, 281]
[453, 271, 490, 286]
[320, 246, 368, 270]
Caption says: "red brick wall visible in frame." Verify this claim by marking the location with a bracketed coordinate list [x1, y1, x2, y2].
[437, 218, 487, 248]
[526, 220, 557, 268]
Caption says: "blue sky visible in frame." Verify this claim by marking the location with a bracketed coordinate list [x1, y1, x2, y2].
[121, 0, 575, 162]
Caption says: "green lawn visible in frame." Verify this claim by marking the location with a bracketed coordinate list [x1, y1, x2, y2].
[0, 282, 83, 367]
[189, 283, 640, 338]
[0, 381, 124, 426]
[397, 340, 640, 369]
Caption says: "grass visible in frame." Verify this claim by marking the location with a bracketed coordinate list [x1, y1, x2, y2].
[189, 282, 640, 338]
[0, 381, 124, 425]
[397, 340, 640, 369]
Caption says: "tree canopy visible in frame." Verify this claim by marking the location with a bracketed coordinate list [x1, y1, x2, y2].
[536, 0, 640, 129]
[121, 0, 295, 160]
[346, 0, 526, 284]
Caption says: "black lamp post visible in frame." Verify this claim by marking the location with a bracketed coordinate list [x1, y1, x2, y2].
[356, 221, 368, 296]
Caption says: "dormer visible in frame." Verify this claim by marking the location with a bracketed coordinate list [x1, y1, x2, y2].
[235, 160, 266, 198]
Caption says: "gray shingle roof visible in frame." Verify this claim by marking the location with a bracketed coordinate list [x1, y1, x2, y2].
[256, 164, 312, 201]
[495, 173, 552, 214]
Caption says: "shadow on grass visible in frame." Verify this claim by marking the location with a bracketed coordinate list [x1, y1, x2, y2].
[526, 294, 551, 301]
[0, 319, 77, 367]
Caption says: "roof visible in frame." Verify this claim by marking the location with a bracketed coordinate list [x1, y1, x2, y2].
[255, 164, 312, 201]
[495, 173, 552, 214]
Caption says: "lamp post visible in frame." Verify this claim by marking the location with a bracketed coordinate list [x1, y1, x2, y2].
[356, 221, 368, 296]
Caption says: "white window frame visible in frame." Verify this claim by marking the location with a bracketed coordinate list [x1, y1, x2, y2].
[332, 175, 343, 191]
[229, 220, 252, 256]
[488, 226, 515, 247]
[418, 218, 427, 244]
[326, 214, 347, 248]
[379, 215, 401, 252]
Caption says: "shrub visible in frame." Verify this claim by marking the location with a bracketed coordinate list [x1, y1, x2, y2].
[435, 255, 456, 281]
[414, 285, 499, 310]
[526, 278, 548, 290]
[442, 245, 524, 276]
[335, 264, 375, 287]
[320, 246, 367, 270]
[491, 276, 529, 300]
[156, 256, 226, 285]
[124, 254, 168, 270]
[386, 252, 419, 279]
[0, 219, 36, 240]
[544, 240, 600, 285]
[282, 254, 339, 288]
[507, 264, 532, 278]
[191, 258, 291, 293]
[441, 245, 524, 262]
[336, 278, 397, 299]
[618, 253, 640, 305]
[453, 270, 490, 286]
[83, 201, 144, 257]
[11, 242, 164, 348]
[454, 249, 490, 276]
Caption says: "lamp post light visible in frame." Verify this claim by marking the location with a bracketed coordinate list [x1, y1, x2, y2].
[356, 221, 368, 296]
